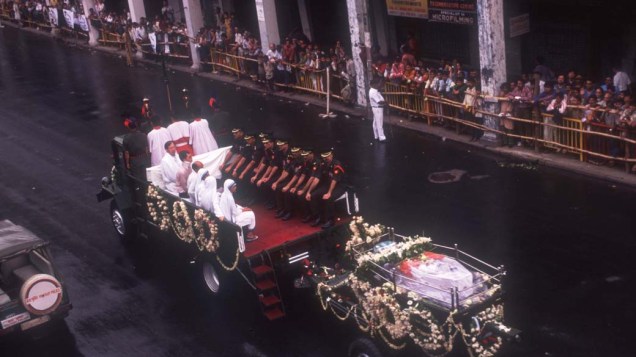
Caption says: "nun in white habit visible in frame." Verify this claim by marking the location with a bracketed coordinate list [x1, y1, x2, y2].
[219, 179, 258, 241]
[198, 175, 224, 220]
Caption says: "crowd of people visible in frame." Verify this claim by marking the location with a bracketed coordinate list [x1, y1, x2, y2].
[121, 90, 347, 242]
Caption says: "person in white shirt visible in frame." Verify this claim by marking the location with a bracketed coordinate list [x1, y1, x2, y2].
[175, 151, 192, 197]
[545, 93, 568, 148]
[167, 115, 192, 155]
[147, 116, 172, 166]
[189, 117, 218, 155]
[613, 67, 632, 94]
[220, 179, 258, 241]
[160, 141, 182, 193]
[368, 80, 387, 142]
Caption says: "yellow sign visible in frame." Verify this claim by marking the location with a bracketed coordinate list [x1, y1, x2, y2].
[386, 0, 428, 19]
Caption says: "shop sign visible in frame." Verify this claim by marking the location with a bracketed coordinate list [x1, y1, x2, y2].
[509, 13, 530, 38]
[386, 0, 429, 19]
[428, 0, 476, 25]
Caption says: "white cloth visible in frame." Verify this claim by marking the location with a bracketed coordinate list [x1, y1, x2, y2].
[369, 88, 386, 140]
[614, 71, 631, 92]
[199, 177, 224, 218]
[189, 119, 218, 155]
[193, 169, 209, 206]
[220, 179, 255, 230]
[160, 153, 182, 193]
[187, 170, 199, 201]
[167, 121, 190, 148]
[147, 127, 172, 166]
[175, 161, 191, 194]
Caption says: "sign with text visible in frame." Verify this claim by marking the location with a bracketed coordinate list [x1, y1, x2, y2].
[509, 13, 530, 38]
[428, 0, 476, 25]
[62, 9, 74, 29]
[386, 0, 428, 19]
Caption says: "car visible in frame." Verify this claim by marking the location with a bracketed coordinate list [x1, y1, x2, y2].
[0, 220, 72, 336]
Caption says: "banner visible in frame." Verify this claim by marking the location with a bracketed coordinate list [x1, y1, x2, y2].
[62, 9, 73, 29]
[386, 0, 428, 19]
[428, 0, 476, 25]
[48, 8, 58, 27]
[78, 14, 89, 32]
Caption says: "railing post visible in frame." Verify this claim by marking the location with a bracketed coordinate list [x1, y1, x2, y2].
[625, 133, 631, 173]
[580, 121, 585, 162]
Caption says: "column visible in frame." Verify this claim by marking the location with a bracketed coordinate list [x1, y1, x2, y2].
[127, 0, 146, 22]
[81, 0, 100, 46]
[168, 0, 182, 22]
[369, 0, 388, 57]
[477, 0, 506, 144]
[255, 0, 280, 49]
[297, 0, 313, 42]
[183, 0, 205, 70]
[346, 0, 371, 106]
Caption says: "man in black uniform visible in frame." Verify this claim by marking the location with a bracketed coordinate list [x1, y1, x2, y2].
[272, 145, 302, 218]
[234, 133, 263, 202]
[222, 128, 246, 174]
[298, 148, 322, 224]
[122, 119, 150, 180]
[257, 139, 288, 209]
[278, 146, 307, 220]
[305, 149, 346, 229]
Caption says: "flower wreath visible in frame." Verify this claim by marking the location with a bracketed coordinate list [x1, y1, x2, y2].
[193, 209, 220, 253]
[147, 185, 170, 231]
[171, 200, 194, 243]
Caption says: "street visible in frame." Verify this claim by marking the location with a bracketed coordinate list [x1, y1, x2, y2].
[0, 26, 634, 357]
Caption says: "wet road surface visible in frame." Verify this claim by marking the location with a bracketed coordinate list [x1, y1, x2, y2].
[0, 26, 634, 357]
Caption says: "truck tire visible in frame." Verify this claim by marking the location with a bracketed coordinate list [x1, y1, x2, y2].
[110, 200, 135, 241]
[348, 337, 383, 357]
[20, 274, 63, 316]
[201, 261, 221, 295]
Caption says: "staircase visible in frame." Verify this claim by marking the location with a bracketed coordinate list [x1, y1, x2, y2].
[248, 252, 286, 321]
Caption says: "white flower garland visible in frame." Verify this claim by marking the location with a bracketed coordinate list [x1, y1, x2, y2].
[147, 185, 170, 231]
[193, 209, 220, 253]
[171, 200, 195, 243]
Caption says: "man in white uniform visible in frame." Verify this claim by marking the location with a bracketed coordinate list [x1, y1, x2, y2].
[147, 116, 172, 166]
[189, 117, 218, 155]
[160, 141, 182, 194]
[369, 80, 387, 142]
[167, 115, 192, 155]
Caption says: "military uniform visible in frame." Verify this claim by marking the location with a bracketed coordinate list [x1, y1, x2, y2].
[123, 130, 150, 180]
[309, 152, 346, 228]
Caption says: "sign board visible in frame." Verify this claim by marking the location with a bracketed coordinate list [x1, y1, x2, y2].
[62, 9, 74, 29]
[428, 0, 476, 25]
[48, 8, 58, 27]
[509, 13, 530, 38]
[255, 0, 265, 22]
[386, 0, 428, 19]
[78, 15, 89, 32]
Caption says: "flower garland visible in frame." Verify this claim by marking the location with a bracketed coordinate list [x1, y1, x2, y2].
[193, 209, 220, 253]
[147, 185, 170, 231]
[171, 200, 195, 243]
[345, 216, 386, 253]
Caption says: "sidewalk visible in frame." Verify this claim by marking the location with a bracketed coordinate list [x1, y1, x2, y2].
[4, 19, 635, 188]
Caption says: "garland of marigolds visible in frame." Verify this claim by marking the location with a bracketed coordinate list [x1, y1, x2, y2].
[147, 185, 222, 254]
[316, 216, 505, 357]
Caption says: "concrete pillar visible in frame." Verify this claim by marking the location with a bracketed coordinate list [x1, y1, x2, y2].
[81, 0, 100, 46]
[477, 0, 506, 144]
[346, 0, 371, 106]
[255, 0, 280, 49]
[297, 0, 313, 42]
[127, 0, 146, 22]
[183, 0, 204, 70]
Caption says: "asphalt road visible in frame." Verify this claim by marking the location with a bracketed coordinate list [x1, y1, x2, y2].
[0, 25, 634, 357]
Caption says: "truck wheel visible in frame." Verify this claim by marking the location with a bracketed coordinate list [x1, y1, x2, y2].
[348, 337, 383, 357]
[20, 274, 63, 316]
[201, 261, 221, 294]
[110, 200, 134, 241]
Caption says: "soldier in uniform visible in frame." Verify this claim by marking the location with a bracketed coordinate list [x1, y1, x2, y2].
[305, 149, 346, 229]
[278, 146, 308, 221]
[298, 148, 322, 224]
[257, 139, 288, 209]
[221, 128, 246, 174]
[122, 119, 150, 180]
[272, 145, 302, 218]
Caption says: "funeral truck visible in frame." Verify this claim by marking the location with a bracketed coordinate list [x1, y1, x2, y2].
[98, 136, 517, 356]
[97, 135, 359, 321]
[0, 220, 72, 336]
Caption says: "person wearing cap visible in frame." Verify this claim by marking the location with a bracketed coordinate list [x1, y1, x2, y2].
[222, 128, 246, 174]
[189, 113, 218, 156]
[272, 145, 301, 218]
[278, 146, 306, 220]
[304, 149, 345, 229]
[297, 148, 321, 222]
[168, 113, 192, 155]
[160, 141, 183, 194]
[220, 179, 258, 241]
[123, 118, 149, 179]
[147, 116, 173, 166]
[141, 98, 153, 129]
[258, 139, 288, 209]
[369, 79, 387, 142]
[232, 133, 257, 178]
[251, 136, 275, 185]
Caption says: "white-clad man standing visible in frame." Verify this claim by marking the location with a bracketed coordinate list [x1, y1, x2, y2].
[369, 80, 387, 142]
[167, 115, 192, 155]
[160, 141, 182, 194]
[147, 116, 172, 166]
[189, 117, 218, 156]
